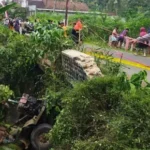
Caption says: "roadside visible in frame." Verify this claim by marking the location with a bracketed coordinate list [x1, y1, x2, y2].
[83, 43, 150, 81]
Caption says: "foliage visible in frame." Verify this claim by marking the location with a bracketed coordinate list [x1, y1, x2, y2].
[44, 69, 72, 122]
[69, 13, 124, 43]
[69, 13, 150, 41]
[8, 6, 27, 19]
[0, 144, 21, 150]
[0, 3, 16, 14]
[0, 84, 13, 121]
[126, 17, 150, 37]
[110, 92, 150, 150]
[49, 76, 123, 149]
[0, 26, 41, 95]
[0, 10, 150, 150]
[29, 12, 64, 23]
[30, 12, 150, 44]
[118, 70, 150, 93]
[31, 22, 73, 62]
[95, 51, 122, 76]
[0, 16, 74, 95]
[49, 71, 150, 150]
[0, 85, 13, 103]
[78, 0, 150, 19]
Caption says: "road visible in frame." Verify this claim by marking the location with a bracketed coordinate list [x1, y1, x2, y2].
[83, 44, 150, 81]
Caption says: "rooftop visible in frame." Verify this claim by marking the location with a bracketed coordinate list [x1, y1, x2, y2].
[28, 0, 89, 11]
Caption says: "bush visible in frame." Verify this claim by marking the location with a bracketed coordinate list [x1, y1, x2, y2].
[111, 92, 150, 149]
[126, 17, 150, 37]
[0, 85, 13, 121]
[49, 74, 150, 150]
[0, 21, 73, 96]
[0, 85, 13, 103]
[49, 76, 123, 149]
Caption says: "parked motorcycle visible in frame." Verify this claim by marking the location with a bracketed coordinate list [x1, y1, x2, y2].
[0, 93, 52, 150]
[21, 23, 34, 35]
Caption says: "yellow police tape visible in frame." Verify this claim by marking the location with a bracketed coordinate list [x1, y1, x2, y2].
[85, 52, 150, 71]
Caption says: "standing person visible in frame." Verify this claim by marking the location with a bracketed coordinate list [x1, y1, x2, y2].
[59, 21, 67, 38]
[134, 27, 148, 56]
[74, 19, 83, 31]
[19, 20, 26, 34]
[8, 19, 14, 31]
[72, 22, 78, 44]
[111, 27, 119, 47]
[74, 19, 83, 44]
[3, 18, 9, 27]
[118, 28, 129, 48]
[139, 27, 147, 37]
[14, 19, 20, 33]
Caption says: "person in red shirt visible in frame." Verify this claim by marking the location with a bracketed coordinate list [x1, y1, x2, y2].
[134, 27, 149, 56]
[73, 19, 83, 44]
[139, 27, 147, 37]
[74, 19, 83, 31]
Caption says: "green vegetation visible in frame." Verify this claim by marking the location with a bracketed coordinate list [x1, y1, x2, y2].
[0, 85, 13, 121]
[49, 71, 150, 150]
[78, 0, 150, 18]
[0, 144, 21, 150]
[0, 3, 150, 149]
[0, 85, 13, 103]
[0, 21, 72, 95]
[69, 13, 150, 41]
[28, 12, 150, 150]
[32, 12, 150, 45]
[0, 3, 16, 15]
[8, 7, 27, 19]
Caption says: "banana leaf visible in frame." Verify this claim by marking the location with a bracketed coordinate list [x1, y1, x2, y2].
[0, 3, 16, 14]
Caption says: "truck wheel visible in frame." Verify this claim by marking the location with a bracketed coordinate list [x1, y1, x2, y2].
[31, 124, 52, 150]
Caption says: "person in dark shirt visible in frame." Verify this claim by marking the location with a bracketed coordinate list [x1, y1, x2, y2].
[71, 22, 78, 44]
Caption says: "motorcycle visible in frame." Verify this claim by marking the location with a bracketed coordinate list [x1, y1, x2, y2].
[0, 93, 52, 150]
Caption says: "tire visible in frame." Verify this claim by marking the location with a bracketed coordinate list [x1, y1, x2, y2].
[31, 123, 52, 150]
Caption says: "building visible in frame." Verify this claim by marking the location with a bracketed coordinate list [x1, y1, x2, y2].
[13, 0, 89, 11]
[42, 0, 89, 11]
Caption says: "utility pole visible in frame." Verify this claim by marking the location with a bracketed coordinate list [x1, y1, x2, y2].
[53, 0, 57, 12]
[65, 0, 69, 26]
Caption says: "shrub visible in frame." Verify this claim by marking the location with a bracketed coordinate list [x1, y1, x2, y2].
[49, 76, 123, 149]
[0, 85, 13, 103]
[0, 85, 13, 121]
[0, 21, 73, 96]
[49, 74, 150, 150]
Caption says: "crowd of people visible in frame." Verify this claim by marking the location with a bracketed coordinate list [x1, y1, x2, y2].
[110, 27, 150, 56]
[111, 27, 129, 48]
[2, 17, 83, 45]
[3, 17, 150, 56]
[3, 18, 34, 34]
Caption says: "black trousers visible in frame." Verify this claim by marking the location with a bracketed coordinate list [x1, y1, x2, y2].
[72, 29, 82, 44]
[136, 42, 148, 49]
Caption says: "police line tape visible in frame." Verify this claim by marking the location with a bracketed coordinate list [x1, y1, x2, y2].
[85, 52, 150, 71]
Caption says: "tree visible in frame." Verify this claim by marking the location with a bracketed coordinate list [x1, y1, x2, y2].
[77, 0, 150, 18]
[0, 3, 16, 14]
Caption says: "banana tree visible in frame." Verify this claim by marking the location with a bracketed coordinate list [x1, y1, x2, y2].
[0, 2, 16, 18]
